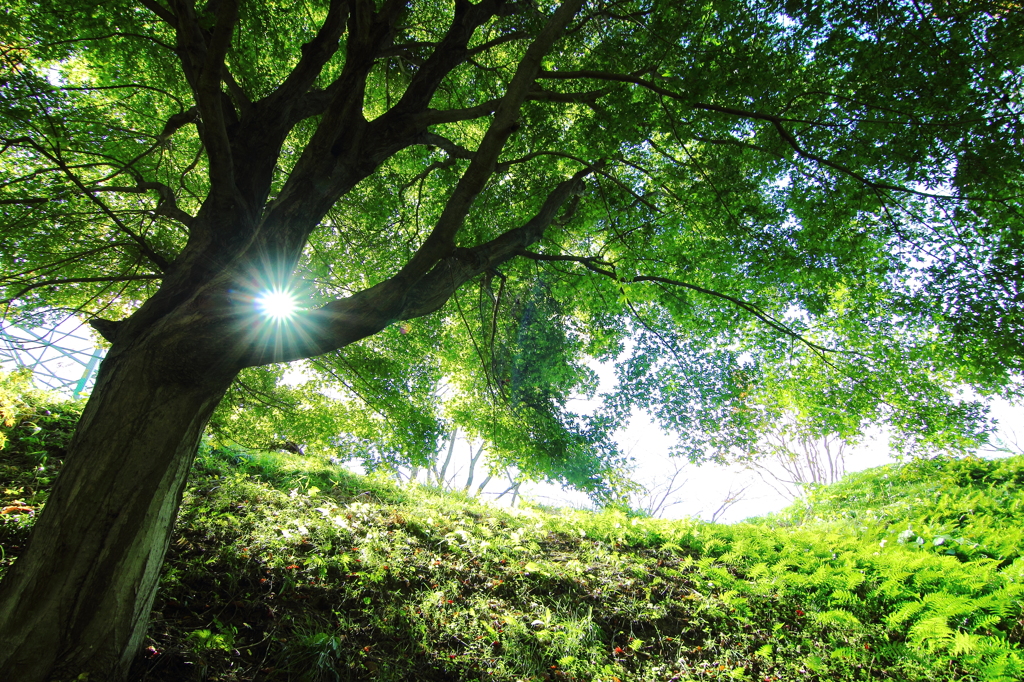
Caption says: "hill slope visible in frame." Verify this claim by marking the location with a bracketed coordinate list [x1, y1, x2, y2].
[2, 379, 1022, 681]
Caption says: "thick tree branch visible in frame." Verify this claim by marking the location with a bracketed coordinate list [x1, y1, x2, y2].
[264, 0, 349, 109]
[87, 317, 123, 343]
[420, 132, 475, 159]
[246, 19, 400, 264]
[139, 0, 178, 27]
[417, 99, 502, 126]
[398, 164, 601, 320]
[389, 0, 511, 114]
[263, 0, 578, 278]
[157, 106, 198, 140]
[287, 88, 336, 123]
[170, 0, 239, 186]
[199, 0, 239, 174]
[389, 0, 588, 290]
[239, 162, 600, 366]
[221, 66, 252, 115]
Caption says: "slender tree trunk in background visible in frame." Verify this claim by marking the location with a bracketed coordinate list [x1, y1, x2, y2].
[463, 442, 485, 493]
[434, 428, 458, 488]
[0, 338, 234, 680]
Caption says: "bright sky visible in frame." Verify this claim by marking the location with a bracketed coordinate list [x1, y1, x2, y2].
[518, 414, 888, 523]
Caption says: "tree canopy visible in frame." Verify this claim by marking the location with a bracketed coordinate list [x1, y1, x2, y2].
[0, 2, 1022, 674]
[4, 0, 1021, 488]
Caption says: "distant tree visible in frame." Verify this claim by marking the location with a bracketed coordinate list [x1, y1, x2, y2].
[738, 421, 851, 500]
[1, 1, 1022, 678]
[627, 459, 689, 518]
[706, 481, 752, 524]
[404, 428, 524, 502]
[982, 430, 1024, 458]
[624, 458, 752, 522]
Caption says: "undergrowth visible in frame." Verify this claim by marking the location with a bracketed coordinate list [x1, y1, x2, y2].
[1, 378, 1022, 681]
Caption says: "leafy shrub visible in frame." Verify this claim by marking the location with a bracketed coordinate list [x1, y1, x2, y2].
[0, 371, 82, 577]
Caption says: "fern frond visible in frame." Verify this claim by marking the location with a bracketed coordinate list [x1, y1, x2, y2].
[886, 599, 926, 627]
[908, 616, 954, 652]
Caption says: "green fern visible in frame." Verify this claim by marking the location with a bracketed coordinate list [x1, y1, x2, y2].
[908, 615, 955, 652]
[886, 599, 927, 627]
[812, 608, 862, 629]
[951, 631, 979, 656]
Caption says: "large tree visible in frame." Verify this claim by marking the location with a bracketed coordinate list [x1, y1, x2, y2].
[1, 0, 1022, 678]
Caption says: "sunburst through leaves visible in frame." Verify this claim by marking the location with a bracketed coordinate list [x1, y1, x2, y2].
[256, 289, 298, 321]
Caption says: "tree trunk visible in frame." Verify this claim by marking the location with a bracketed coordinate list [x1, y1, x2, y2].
[0, 336, 233, 681]
[463, 441, 485, 494]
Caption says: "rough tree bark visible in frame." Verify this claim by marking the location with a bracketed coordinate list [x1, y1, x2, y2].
[0, 335, 235, 679]
[0, 0, 591, 678]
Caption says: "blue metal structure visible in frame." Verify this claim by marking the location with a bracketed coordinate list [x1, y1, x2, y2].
[0, 322, 105, 398]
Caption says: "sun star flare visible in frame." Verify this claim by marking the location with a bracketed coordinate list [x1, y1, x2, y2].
[256, 289, 298, 321]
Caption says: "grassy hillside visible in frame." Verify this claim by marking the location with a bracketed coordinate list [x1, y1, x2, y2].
[2, 378, 1022, 681]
